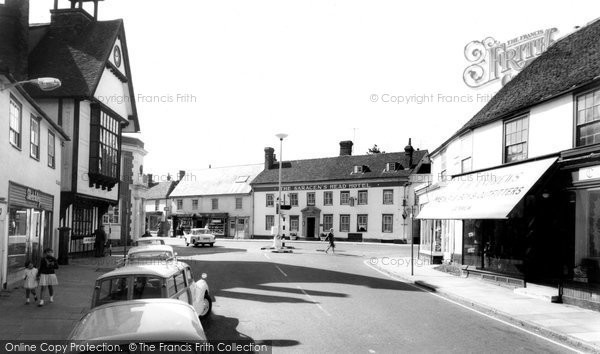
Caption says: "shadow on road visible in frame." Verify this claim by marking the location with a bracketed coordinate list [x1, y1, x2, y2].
[174, 245, 248, 256]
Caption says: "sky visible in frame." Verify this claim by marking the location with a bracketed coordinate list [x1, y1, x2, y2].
[29, 0, 600, 177]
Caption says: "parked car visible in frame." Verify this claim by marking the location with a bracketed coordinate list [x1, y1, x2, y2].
[69, 299, 207, 347]
[186, 228, 216, 247]
[133, 236, 166, 246]
[125, 245, 177, 265]
[91, 261, 212, 319]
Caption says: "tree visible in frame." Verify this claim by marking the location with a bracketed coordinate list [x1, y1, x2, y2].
[367, 144, 385, 154]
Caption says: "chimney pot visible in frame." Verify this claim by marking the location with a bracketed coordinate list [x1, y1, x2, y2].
[339, 140, 353, 156]
[404, 138, 415, 168]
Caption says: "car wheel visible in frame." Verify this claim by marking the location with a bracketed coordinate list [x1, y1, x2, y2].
[199, 293, 212, 320]
[209, 243, 214, 247]
[186, 242, 189, 246]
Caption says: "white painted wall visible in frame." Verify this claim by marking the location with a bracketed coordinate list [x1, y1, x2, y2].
[94, 68, 131, 120]
[529, 94, 573, 157]
[471, 120, 503, 171]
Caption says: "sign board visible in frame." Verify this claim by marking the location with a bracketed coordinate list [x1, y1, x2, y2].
[83, 237, 96, 244]
[26, 188, 41, 203]
[578, 165, 600, 182]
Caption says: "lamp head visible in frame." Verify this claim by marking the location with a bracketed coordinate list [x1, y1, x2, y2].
[275, 133, 288, 140]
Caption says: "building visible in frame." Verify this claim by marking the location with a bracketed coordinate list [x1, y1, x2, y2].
[251, 141, 430, 242]
[142, 174, 178, 237]
[416, 18, 600, 310]
[22, 1, 141, 255]
[169, 165, 263, 238]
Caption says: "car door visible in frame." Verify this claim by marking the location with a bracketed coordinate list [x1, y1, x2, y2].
[185, 267, 202, 313]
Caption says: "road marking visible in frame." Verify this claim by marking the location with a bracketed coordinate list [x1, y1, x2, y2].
[263, 253, 271, 260]
[275, 265, 288, 277]
[363, 261, 583, 354]
[296, 285, 332, 317]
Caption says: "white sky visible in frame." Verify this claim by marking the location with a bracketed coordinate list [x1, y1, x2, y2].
[29, 0, 600, 177]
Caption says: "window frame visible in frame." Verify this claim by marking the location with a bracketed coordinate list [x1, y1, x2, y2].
[382, 214, 394, 233]
[30, 115, 41, 160]
[266, 194, 274, 207]
[289, 193, 298, 206]
[289, 215, 299, 232]
[357, 214, 368, 232]
[9, 95, 22, 149]
[155, 200, 160, 212]
[265, 215, 275, 230]
[192, 199, 199, 210]
[339, 214, 350, 232]
[503, 114, 529, 164]
[323, 191, 333, 206]
[340, 191, 350, 205]
[176, 199, 183, 210]
[357, 190, 368, 205]
[575, 87, 600, 148]
[307, 192, 316, 206]
[323, 214, 333, 231]
[47, 131, 56, 168]
[383, 189, 394, 205]
[211, 198, 218, 210]
[235, 197, 243, 210]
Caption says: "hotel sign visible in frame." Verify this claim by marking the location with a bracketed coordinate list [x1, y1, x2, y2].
[254, 181, 405, 192]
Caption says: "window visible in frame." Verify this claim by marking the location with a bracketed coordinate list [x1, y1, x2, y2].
[289, 193, 298, 206]
[323, 214, 333, 231]
[290, 216, 299, 232]
[307, 192, 316, 206]
[357, 214, 368, 232]
[235, 175, 249, 183]
[176, 199, 183, 210]
[358, 190, 368, 205]
[265, 215, 275, 230]
[155, 200, 160, 211]
[440, 150, 448, 182]
[385, 162, 398, 172]
[461, 157, 472, 173]
[173, 272, 186, 293]
[9, 97, 22, 148]
[102, 206, 119, 224]
[266, 194, 274, 207]
[340, 191, 350, 205]
[383, 190, 394, 205]
[48, 131, 56, 168]
[89, 105, 120, 187]
[132, 276, 163, 299]
[211, 198, 218, 210]
[340, 215, 350, 232]
[352, 165, 364, 174]
[504, 116, 529, 163]
[324, 191, 333, 206]
[382, 214, 393, 233]
[236, 197, 243, 209]
[576, 88, 600, 147]
[97, 277, 128, 305]
[30, 116, 40, 159]
[192, 199, 199, 210]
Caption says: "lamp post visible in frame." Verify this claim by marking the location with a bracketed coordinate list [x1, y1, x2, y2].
[0, 77, 62, 92]
[274, 133, 288, 250]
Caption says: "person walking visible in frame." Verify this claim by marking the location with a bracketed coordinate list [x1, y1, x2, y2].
[38, 248, 59, 307]
[23, 260, 38, 305]
[325, 228, 335, 254]
[94, 224, 107, 257]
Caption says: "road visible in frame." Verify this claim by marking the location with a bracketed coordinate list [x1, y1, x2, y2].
[172, 239, 575, 353]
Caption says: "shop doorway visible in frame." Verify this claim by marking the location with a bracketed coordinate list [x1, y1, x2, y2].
[307, 217, 316, 238]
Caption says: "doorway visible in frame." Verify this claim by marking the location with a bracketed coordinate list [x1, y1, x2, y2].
[307, 217, 316, 238]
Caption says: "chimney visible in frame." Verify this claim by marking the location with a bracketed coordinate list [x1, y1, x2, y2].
[339, 140, 353, 156]
[264, 147, 275, 169]
[178, 170, 186, 181]
[147, 174, 153, 187]
[0, 0, 29, 81]
[404, 138, 415, 168]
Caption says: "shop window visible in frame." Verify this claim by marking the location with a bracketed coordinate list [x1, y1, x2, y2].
[265, 215, 274, 230]
[30, 116, 40, 160]
[236, 197, 243, 209]
[211, 198, 218, 210]
[576, 88, 600, 147]
[192, 199, 198, 210]
[290, 216, 299, 232]
[266, 194, 274, 207]
[383, 190, 394, 205]
[357, 214, 368, 232]
[289, 193, 298, 206]
[9, 96, 22, 148]
[307, 192, 316, 206]
[323, 214, 333, 231]
[504, 115, 529, 163]
[72, 206, 94, 238]
[48, 131, 55, 168]
[89, 105, 120, 190]
[382, 214, 393, 233]
[102, 206, 119, 225]
[358, 190, 368, 205]
[339, 215, 350, 232]
[323, 191, 333, 206]
[340, 191, 350, 205]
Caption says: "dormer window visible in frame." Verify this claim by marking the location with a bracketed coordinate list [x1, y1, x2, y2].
[385, 162, 399, 172]
[235, 175, 249, 183]
[352, 165, 369, 174]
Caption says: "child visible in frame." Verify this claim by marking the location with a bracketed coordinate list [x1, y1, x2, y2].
[23, 260, 38, 305]
[38, 248, 59, 307]
[325, 228, 335, 254]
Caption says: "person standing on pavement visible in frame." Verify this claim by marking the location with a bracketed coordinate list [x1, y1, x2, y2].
[325, 228, 335, 254]
[23, 260, 38, 305]
[94, 224, 107, 257]
[38, 248, 59, 307]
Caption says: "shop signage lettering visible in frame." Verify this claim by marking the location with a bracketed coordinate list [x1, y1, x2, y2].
[282, 183, 370, 191]
[83, 237, 95, 244]
[26, 188, 41, 203]
[578, 165, 600, 182]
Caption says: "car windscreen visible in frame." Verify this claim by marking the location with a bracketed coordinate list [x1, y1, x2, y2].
[129, 251, 172, 260]
[96, 277, 129, 306]
[132, 276, 164, 299]
[192, 230, 208, 235]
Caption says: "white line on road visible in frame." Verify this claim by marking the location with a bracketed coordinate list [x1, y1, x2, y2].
[296, 285, 332, 317]
[275, 265, 288, 277]
[363, 261, 583, 354]
[263, 253, 271, 260]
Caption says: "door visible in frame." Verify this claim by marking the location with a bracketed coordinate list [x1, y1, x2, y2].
[307, 217, 316, 238]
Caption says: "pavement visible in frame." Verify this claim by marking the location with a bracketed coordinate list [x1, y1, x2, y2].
[366, 256, 600, 354]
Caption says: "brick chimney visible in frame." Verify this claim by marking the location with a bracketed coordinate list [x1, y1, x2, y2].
[264, 147, 275, 169]
[0, 0, 29, 81]
[146, 174, 153, 187]
[404, 138, 415, 168]
[178, 170, 185, 181]
[339, 141, 353, 156]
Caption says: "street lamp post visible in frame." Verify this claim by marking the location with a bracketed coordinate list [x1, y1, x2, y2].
[0, 77, 62, 92]
[274, 133, 288, 250]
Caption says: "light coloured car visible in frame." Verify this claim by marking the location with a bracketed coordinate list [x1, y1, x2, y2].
[134, 236, 166, 246]
[125, 244, 177, 265]
[91, 261, 212, 320]
[70, 299, 207, 346]
[187, 228, 216, 247]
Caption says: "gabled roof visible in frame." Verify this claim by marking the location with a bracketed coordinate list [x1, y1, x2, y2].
[251, 150, 429, 185]
[141, 180, 178, 200]
[170, 164, 264, 197]
[435, 18, 600, 154]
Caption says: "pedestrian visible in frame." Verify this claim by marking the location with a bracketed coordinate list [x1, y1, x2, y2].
[94, 224, 107, 257]
[325, 228, 335, 254]
[23, 260, 38, 305]
[38, 248, 59, 307]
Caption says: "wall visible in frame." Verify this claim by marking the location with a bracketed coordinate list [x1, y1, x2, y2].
[528, 94, 573, 157]
[94, 68, 131, 120]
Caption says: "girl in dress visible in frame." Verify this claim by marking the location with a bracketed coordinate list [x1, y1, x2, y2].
[38, 248, 59, 307]
[23, 260, 38, 305]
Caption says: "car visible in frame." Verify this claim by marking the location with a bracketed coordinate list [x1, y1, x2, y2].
[134, 236, 166, 246]
[187, 228, 216, 247]
[69, 299, 207, 348]
[125, 245, 177, 265]
[91, 261, 212, 320]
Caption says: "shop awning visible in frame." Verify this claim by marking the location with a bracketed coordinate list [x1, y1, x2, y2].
[416, 157, 557, 220]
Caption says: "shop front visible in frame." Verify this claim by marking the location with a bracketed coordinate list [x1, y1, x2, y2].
[6, 182, 54, 283]
[229, 216, 250, 239]
[172, 213, 229, 237]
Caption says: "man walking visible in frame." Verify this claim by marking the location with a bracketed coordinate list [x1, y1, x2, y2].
[94, 224, 107, 257]
[325, 228, 335, 254]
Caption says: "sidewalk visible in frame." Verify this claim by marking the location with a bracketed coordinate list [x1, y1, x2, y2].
[367, 256, 600, 353]
[0, 256, 119, 340]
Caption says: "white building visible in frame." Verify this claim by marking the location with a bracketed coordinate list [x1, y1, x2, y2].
[251, 141, 430, 242]
[169, 165, 263, 238]
[142, 175, 178, 237]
